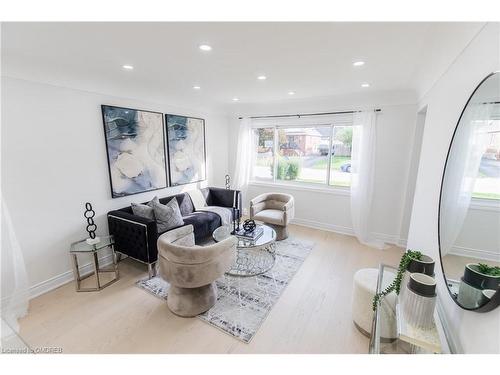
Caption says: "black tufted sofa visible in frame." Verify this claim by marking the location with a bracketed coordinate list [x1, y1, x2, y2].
[107, 187, 241, 276]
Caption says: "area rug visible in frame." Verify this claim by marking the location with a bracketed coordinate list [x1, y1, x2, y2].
[136, 237, 314, 343]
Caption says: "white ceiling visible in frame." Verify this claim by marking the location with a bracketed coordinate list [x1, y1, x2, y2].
[1, 22, 484, 111]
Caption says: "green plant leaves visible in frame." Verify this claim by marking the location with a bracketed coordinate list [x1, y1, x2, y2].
[372, 250, 423, 311]
[477, 263, 500, 277]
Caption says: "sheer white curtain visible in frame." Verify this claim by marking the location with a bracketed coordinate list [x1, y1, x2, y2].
[1, 196, 30, 332]
[233, 117, 252, 191]
[440, 104, 491, 256]
[350, 111, 387, 249]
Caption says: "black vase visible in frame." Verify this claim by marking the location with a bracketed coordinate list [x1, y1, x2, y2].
[463, 264, 500, 290]
[407, 254, 435, 276]
[408, 273, 437, 297]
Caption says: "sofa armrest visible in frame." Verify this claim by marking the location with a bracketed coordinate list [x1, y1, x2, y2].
[107, 210, 159, 264]
[207, 187, 240, 207]
[207, 187, 242, 219]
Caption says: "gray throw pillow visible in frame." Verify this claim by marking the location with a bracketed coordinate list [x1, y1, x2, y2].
[150, 197, 184, 233]
[131, 202, 155, 220]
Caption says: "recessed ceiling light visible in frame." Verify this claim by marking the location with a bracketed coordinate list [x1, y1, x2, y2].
[288, 91, 295, 95]
[122, 64, 134, 70]
[353, 61, 365, 67]
[232, 97, 239, 102]
[257, 75, 267, 80]
[361, 83, 370, 88]
[199, 44, 212, 51]
[193, 85, 201, 90]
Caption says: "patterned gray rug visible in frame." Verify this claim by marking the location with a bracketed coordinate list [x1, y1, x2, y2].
[136, 237, 314, 343]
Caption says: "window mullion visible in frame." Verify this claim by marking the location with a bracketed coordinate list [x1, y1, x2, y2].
[326, 124, 334, 186]
[273, 126, 278, 183]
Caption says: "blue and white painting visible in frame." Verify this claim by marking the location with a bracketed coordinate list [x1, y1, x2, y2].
[102, 105, 168, 197]
[166, 114, 206, 186]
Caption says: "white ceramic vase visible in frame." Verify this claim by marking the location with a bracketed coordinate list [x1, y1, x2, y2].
[402, 273, 437, 329]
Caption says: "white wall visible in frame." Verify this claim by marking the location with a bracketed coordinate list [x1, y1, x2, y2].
[408, 23, 500, 353]
[1, 77, 229, 296]
[399, 109, 427, 244]
[228, 91, 418, 244]
[451, 206, 500, 262]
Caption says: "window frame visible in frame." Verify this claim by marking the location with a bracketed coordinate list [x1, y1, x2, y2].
[249, 115, 353, 193]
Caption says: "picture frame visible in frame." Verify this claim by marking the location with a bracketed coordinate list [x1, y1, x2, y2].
[165, 114, 207, 186]
[101, 105, 168, 198]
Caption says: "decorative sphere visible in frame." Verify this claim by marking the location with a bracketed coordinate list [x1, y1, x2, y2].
[243, 219, 256, 232]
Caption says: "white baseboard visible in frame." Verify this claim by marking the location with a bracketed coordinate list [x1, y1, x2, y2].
[291, 218, 403, 246]
[28, 253, 115, 300]
[291, 217, 354, 236]
[448, 245, 500, 262]
[371, 232, 400, 246]
[397, 238, 408, 248]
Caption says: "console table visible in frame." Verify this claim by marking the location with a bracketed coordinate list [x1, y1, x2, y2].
[369, 263, 453, 354]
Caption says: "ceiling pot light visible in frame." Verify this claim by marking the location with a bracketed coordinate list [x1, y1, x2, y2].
[353, 61, 365, 67]
[232, 97, 239, 102]
[122, 64, 134, 70]
[193, 85, 201, 90]
[288, 91, 295, 95]
[257, 75, 267, 80]
[199, 44, 212, 51]
[361, 83, 370, 88]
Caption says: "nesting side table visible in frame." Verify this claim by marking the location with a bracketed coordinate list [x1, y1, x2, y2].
[69, 235, 119, 292]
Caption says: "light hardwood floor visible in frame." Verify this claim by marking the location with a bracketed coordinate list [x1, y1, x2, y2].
[18, 224, 404, 354]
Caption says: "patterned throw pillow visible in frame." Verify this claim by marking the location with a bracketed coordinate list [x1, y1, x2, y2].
[131, 202, 155, 220]
[150, 197, 185, 233]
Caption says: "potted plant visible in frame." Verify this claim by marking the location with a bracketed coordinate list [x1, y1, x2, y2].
[372, 250, 427, 310]
[462, 263, 500, 290]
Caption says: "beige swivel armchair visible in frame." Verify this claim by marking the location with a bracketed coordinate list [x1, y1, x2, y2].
[250, 193, 295, 240]
[157, 225, 237, 317]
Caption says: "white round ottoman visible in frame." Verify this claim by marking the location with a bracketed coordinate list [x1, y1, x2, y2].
[352, 268, 397, 339]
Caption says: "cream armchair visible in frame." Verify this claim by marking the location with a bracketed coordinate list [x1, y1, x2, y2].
[250, 193, 295, 240]
[158, 225, 237, 317]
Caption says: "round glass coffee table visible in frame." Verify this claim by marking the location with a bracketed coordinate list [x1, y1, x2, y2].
[213, 224, 276, 277]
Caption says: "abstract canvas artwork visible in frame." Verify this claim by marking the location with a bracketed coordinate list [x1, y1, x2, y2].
[166, 114, 206, 186]
[101, 105, 168, 198]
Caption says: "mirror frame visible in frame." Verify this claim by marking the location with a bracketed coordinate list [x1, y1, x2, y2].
[438, 71, 500, 313]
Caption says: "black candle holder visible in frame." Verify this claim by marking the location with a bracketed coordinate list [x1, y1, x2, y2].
[231, 207, 241, 234]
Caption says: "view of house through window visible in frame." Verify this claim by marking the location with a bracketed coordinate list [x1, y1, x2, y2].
[277, 126, 329, 184]
[472, 119, 500, 200]
[251, 122, 353, 188]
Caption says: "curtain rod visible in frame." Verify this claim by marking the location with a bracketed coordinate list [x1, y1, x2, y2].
[238, 108, 381, 120]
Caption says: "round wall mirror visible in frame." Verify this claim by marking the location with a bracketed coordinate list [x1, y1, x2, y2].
[439, 72, 500, 312]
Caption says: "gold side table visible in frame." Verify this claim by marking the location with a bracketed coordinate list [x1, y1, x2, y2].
[69, 235, 119, 292]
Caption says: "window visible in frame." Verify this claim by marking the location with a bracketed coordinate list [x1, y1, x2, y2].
[277, 126, 330, 184]
[252, 128, 274, 181]
[330, 125, 353, 187]
[250, 120, 352, 189]
[472, 120, 500, 200]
